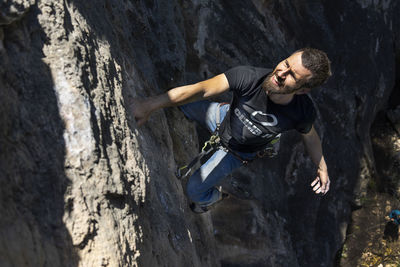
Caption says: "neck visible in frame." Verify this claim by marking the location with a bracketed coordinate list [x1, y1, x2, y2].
[267, 93, 295, 105]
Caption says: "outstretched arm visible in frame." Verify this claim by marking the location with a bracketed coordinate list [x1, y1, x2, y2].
[129, 74, 230, 126]
[302, 125, 330, 195]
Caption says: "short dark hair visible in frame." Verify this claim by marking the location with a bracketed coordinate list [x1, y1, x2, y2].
[294, 48, 332, 89]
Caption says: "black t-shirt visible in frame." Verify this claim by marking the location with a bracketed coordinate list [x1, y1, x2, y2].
[219, 66, 316, 153]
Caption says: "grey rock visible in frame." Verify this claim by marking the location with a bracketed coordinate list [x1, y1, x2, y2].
[0, 0, 36, 25]
[0, 0, 399, 266]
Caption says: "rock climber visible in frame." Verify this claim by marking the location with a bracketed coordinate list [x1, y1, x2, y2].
[384, 209, 400, 241]
[130, 47, 332, 213]
[389, 209, 400, 224]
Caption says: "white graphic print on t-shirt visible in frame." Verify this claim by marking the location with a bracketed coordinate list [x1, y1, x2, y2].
[234, 108, 277, 139]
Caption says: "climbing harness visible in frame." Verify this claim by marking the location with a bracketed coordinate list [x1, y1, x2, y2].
[175, 103, 226, 179]
[175, 132, 221, 179]
[175, 103, 281, 179]
[256, 134, 281, 158]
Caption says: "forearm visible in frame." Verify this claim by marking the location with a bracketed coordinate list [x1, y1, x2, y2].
[144, 73, 229, 112]
[131, 83, 203, 115]
[303, 128, 328, 172]
[308, 142, 327, 172]
[304, 126, 330, 194]
[130, 74, 229, 126]
[163, 83, 206, 107]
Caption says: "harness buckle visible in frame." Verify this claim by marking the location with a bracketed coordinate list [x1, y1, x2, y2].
[257, 134, 281, 158]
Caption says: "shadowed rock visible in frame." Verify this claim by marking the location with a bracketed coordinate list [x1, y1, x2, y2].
[0, 0, 399, 266]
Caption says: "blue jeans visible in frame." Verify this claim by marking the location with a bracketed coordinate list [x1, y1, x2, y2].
[179, 100, 256, 206]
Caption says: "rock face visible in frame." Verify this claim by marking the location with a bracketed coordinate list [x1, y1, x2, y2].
[0, 0, 399, 266]
[338, 107, 400, 266]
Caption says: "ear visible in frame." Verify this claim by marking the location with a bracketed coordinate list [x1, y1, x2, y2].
[295, 87, 311, 95]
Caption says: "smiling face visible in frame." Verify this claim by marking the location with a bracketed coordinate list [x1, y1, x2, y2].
[262, 52, 313, 95]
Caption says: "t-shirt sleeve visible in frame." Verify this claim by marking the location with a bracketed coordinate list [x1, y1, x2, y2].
[224, 66, 257, 96]
[296, 97, 316, 134]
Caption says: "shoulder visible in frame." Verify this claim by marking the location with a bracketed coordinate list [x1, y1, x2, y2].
[296, 94, 316, 112]
[224, 66, 271, 92]
[291, 94, 316, 133]
[225, 66, 271, 79]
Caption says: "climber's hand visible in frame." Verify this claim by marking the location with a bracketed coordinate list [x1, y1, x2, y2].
[130, 97, 154, 126]
[311, 169, 330, 195]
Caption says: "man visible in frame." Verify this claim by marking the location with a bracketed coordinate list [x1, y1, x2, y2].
[384, 209, 400, 241]
[131, 48, 331, 213]
[389, 209, 400, 225]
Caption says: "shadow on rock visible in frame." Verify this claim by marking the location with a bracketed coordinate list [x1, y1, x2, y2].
[0, 3, 78, 267]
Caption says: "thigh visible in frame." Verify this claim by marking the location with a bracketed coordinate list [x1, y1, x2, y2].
[179, 100, 228, 133]
[189, 148, 243, 192]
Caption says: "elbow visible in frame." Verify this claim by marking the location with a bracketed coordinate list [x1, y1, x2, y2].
[193, 82, 214, 99]
[191, 82, 209, 100]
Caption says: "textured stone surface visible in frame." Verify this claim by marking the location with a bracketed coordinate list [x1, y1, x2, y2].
[0, 0, 36, 25]
[0, 0, 399, 266]
[339, 109, 400, 266]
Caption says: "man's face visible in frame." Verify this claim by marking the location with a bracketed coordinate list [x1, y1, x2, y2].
[263, 52, 313, 95]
